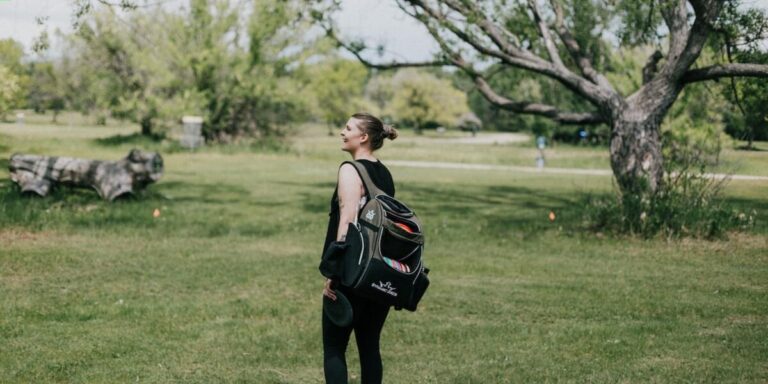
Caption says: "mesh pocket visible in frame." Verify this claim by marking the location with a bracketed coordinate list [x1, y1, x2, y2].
[376, 195, 413, 217]
[380, 228, 421, 262]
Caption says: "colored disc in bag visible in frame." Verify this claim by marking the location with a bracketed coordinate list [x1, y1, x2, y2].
[394, 222, 414, 233]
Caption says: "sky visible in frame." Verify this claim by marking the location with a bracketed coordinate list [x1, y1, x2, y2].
[0, 0, 439, 61]
[0, 0, 766, 61]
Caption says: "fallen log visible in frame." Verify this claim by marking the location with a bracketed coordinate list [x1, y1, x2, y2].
[9, 149, 163, 201]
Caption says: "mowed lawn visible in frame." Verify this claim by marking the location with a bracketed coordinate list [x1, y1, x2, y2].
[1, 117, 767, 383]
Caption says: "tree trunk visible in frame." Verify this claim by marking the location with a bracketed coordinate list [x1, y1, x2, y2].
[609, 113, 664, 195]
[140, 116, 153, 137]
[8, 150, 164, 201]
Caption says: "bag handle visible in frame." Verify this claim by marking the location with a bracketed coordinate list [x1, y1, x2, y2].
[341, 161, 387, 199]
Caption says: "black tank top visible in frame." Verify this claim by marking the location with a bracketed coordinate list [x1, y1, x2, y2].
[322, 159, 395, 257]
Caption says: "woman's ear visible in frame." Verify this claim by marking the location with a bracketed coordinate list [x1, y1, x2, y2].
[359, 133, 369, 144]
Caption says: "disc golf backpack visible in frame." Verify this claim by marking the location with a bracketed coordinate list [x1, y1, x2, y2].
[321, 161, 430, 311]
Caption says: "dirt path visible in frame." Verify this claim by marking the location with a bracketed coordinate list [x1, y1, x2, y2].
[386, 160, 768, 181]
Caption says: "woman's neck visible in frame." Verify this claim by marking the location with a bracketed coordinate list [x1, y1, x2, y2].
[352, 149, 376, 162]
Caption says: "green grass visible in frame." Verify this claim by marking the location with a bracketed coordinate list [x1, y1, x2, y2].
[1, 114, 767, 383]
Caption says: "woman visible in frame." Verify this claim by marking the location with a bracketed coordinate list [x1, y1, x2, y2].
[322, 112, 398, 384]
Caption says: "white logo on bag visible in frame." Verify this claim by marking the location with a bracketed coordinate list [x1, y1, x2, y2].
[365, 209, 376, 221]
[371, 281, 398, 297]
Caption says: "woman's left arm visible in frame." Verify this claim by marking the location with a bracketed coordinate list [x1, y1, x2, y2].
[335, 163, 364, 242]
[323, 163, 364, 301]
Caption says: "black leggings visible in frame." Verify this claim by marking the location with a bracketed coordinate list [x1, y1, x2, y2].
[323, 287, 390, 384]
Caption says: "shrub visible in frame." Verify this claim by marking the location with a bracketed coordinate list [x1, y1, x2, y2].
[585, 132, 755, 239]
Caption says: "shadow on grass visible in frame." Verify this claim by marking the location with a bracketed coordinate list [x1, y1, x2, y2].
[0, 178, 286, 238]
[0, 177, 171, 232]
[283, 179, 593, 237]
[157, 181, 252, 205]
[94, 132, 164, 147]
[3, 174, 765, 238]
[0, 158, 8, 171]
[403, 183, 589, 238]
[272, 180, 336, 214]
[734, 145, 767, 152]
[723, 196, 768, 232]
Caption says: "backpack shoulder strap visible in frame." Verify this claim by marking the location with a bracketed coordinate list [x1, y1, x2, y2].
[341, 161, 386, 198]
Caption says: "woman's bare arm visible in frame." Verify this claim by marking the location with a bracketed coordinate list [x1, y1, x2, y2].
[335, 163, 364, 242]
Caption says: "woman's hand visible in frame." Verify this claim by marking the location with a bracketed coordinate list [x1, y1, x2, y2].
[323, 278, 337, 301]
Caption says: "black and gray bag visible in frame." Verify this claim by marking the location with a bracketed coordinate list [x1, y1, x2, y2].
[320, 161, 430, 311]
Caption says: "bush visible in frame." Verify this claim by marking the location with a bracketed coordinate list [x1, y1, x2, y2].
[585, 134, 755, 239]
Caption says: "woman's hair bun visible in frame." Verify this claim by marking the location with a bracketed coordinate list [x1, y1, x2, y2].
[383, 124, 398, 140]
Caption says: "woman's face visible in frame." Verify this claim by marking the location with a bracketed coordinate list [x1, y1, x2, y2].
[340, 118, 368, 152]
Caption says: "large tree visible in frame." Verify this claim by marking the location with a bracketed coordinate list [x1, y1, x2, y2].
[318, 0, 768, 197]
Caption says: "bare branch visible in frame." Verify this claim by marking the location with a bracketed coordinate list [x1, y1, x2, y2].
[437, 0, 539, 62]
[527, 0, 564, 68]
[658, 0, 722, 81]
[322, 24, 448, 70]
[682, 63, 768, 83]
[660, 0, 690, 67]
[403, 0, 521, 66]
[405, 0, 616, 109]
[474, 77, 605, 124]
[548, 0, 615, 91]
[411, 11, 605, 125]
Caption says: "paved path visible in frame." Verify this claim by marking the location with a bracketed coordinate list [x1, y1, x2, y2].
[404, 132, 530, 145]
[386, 160, 768, 181]
[445, 133, 530, 145]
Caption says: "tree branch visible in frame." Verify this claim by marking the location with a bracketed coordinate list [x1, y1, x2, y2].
[659, 0, 722, 81]
[322, 23, 448, 70]
[628, 0, 722, 111]
[682, 63, 768, 83]
[475, 75, 605, 124]
[438, 0, 532, 61]
[404, 0, 616, 110]
[548, 0, 614, 91]
[403, 0, 524, 68]
[411, 11, 605, 125]
[659, 0, 690, 70]
[527, 0, 564, 68]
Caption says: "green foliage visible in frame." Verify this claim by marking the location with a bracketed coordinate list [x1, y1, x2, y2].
[0, 39, 25, 74]
[301, 58, 369, 129]
[368, 69, 469, 131]
[721, 52, 768, 146]
[662, 80, 730, 166]
[0, 66, 21, 120]
[26, 62, 67, 120]
[615, 1, 663, 46]
[62, 0, 312, 141]
[586, 174, 755, 239]
[587, 126, 752, 239]
[0, 39, 28, 114]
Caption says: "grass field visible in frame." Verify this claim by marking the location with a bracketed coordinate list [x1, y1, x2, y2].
[1, 114, 767, 383]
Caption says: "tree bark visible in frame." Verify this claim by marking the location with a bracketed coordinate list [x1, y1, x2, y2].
[8, 149, 163, 201]
[609, 111, 664, 194]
